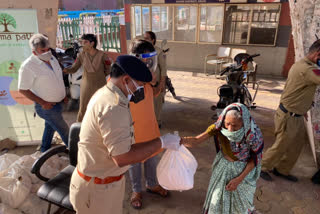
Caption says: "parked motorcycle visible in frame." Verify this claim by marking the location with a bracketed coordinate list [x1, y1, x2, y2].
[55, 35, 83, 110]
[160, 40, 176, 98]
[211, 53, 260, 117]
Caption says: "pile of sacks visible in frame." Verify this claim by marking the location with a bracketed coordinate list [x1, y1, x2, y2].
[0, 152, 69, 214]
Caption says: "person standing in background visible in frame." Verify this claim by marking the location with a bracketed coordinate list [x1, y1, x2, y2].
[144, 31, 167, 128]
[64, 34, 111, 122]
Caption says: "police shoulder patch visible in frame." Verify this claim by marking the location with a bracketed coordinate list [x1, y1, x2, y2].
[313, 69, 320, 76]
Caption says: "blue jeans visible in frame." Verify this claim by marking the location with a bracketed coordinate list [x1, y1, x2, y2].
[128, 155, 159, 193]
[35, 102, 69, 152]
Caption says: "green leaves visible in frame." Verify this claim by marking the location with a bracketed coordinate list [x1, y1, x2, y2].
[0, 13, 17, 32]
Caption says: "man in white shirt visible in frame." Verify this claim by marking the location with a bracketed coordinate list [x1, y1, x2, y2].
[18, 34, 69, 152]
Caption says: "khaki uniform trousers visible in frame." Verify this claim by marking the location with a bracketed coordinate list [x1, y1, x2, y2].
[154, 91, 165, 124]
[261, 107, 308, 175]
[69, 170, 125, 214]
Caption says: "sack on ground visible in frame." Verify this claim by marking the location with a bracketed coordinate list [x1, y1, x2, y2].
[0, 165, 32, 208]
[157, 145, 198, 191]
[18, 193, 59, 214]
[0, 154, 20, 172]
[10, 152, 65, 184]
[0, 203, 22, 214]
[30, 181, 44, 194]
[10, 155, 41, 184]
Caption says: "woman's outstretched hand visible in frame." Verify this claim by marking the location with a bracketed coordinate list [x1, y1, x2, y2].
[180, 137, 192, 147]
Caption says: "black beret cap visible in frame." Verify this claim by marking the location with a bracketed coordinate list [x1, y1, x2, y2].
[116, 55, 152, 82]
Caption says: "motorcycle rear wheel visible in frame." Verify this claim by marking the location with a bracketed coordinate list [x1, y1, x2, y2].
[243, 86, 252, 108]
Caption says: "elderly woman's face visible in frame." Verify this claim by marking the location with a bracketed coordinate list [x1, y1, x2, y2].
[224, 114, 243, 132]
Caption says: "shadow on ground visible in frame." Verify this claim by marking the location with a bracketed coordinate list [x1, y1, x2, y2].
[8, 71, 320, 214]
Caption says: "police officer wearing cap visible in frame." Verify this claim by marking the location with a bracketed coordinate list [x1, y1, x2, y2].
[260, 40, 320, 182]
[69, 55, 181, 214]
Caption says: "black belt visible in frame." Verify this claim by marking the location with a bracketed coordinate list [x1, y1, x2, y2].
[279, 103, 302, 117]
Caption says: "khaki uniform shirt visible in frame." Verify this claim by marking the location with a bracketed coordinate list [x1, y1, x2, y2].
[77, 81, 135, 178]
[280, 57, 320, 115]
[65, 50, 111, 122]
[155, 46, 167, 83]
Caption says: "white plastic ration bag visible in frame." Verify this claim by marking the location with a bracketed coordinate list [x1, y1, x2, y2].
[157, 145, 198, 191]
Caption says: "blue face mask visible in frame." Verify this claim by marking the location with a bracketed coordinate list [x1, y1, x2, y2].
[221, 127, 245, 142]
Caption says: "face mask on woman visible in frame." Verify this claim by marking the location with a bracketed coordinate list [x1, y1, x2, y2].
[221, 127, 245, 142]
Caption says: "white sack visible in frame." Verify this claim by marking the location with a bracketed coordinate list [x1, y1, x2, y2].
[0, 154, 20, 172]
[0, 165, 32, 208]
[0, 203, 22, 214]
[18, 194, 59, 214]
[11, 152, 65, 184]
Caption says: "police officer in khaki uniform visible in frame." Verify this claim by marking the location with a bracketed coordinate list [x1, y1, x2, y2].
[260, 40, 320, 182]
[144, 31, 167, 127]
[69, 55, 181, 214]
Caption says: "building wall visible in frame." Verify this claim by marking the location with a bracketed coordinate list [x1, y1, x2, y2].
[124, 0, 292, 77]
[166, 43, 287, 76]
[0, 0, 59, 48]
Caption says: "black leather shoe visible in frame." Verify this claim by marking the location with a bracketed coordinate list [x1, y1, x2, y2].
[273, 168, 298, 182]
[260, 171, 273, 181]
[311, 169, 320, 185]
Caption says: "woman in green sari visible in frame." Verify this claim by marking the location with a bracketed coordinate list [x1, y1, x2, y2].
[182, 103, 264, 214]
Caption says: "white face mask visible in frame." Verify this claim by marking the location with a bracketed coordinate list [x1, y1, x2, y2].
[36, 51, 52, 62]
[125, 83, 133, 101]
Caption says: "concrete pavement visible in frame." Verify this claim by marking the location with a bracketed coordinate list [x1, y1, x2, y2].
[9, 70, 320, 214]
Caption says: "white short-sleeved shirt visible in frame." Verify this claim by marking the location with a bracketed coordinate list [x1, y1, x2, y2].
[18, 54, 66, 102]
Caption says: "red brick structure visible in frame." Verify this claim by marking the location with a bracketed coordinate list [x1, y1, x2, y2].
[280, 2, 295, 77]
[283, 35, 295, 77]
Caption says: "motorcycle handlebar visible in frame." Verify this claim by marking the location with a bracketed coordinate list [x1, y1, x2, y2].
[220, 53, 260, 76]
[220, 64, 242, 76]
[163, 48, 170, 53]
[242, 53, 260, 64]
[250, 54, 260, 58]
[220, 67, 229, 76]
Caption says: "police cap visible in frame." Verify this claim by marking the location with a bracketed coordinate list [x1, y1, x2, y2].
[115, 55, 152, 82]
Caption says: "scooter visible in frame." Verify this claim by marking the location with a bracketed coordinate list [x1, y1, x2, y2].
[160, 40, 176, 98]
[55, 35, 83, 110]
[211, 53, 260, 117]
